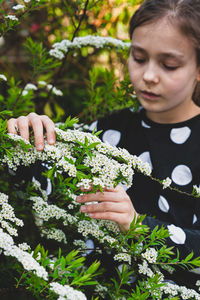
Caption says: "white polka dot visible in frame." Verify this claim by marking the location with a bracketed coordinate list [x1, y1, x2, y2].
[46, 178, 52, 195]
[170, 127, 191, 144]
[167, 224, 186, 244]
[139, 151, 153, 170]
[85, 239, 94, 255]
[102, 129, 121, 146]
[158, 195, 170, 213]
[141, 120, 151, 128]
[171, 165, 192, 186]
[88, 120, 98, 132]
[193, 214, 197, 224]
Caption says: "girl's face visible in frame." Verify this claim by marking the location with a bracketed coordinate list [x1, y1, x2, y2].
[128, 18, 200, 123]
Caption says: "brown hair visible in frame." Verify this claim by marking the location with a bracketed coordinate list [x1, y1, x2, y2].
[129, 0, 200, 104]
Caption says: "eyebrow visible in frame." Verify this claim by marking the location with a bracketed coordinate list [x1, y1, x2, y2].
[130, 45, 185, 60]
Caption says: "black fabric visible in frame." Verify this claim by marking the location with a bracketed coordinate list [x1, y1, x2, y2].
[96, 108, 200, 286]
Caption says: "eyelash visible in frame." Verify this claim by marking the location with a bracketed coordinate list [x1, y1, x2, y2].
[133, 57, 178, 71]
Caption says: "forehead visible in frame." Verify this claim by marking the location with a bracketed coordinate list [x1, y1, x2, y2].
[131, 18, 196, 59]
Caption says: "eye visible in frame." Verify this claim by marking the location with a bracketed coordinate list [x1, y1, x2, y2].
[163, 64, 178, 71]
[133, 57, 145, 64]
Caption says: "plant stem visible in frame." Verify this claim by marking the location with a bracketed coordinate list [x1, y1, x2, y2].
[16, 271, 26, 289]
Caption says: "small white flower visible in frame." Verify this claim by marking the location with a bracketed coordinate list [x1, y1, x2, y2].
[12, 4, 25, 10]
[24, 83, 38, 91]
[49, 49, 65, 60]
[193, 185, 200, 196]
[22, 90, 28, 96]
[0, 74, 7, 81]
[142, 247, 158, 263]
[162, 177, 172, 189]
[5, 15, 19, 21]
[38, 80, 47, 86]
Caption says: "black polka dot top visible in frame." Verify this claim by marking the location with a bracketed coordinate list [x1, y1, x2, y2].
[93, 108, 200, 287]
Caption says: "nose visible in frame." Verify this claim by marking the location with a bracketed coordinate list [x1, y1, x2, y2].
[143, 62, 159, 84]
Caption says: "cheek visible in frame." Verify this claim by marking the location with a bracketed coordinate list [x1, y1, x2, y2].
[165, 73, 196, 97]
[128, 59, 141, 86]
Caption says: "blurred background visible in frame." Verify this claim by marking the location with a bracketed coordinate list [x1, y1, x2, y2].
[0, 0, 143, 123]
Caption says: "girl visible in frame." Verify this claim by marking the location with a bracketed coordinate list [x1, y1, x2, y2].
[7, 0, 200, 288]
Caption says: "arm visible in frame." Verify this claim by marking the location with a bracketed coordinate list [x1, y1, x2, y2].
[7, 112, 56, 150]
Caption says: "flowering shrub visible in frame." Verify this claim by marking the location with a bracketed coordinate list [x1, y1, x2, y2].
[0, 117, 200, 299]
[1, 1, 200, 299]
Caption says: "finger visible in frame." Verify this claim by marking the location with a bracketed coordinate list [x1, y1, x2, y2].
[80, 201, 129, 214]
[28, 113, 45, 150]
[40, 115, 56, 145]
[17, 116, 30, 141]
[88, 211, 127, 224]
[77, 191, 120, 203]
[7, 118, 18, 135]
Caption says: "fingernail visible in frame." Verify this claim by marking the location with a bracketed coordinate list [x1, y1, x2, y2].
[76, 196, 82, 202]
[49, 139, 55, 144]
[37, 144, 43, 151]
[81, 206, 86, 212]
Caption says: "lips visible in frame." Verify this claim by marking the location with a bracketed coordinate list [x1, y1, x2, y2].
[141, 90, 160, 100]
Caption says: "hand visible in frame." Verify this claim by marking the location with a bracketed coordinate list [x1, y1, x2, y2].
[7, 112, 56, 151]
[76, 185, 138, 232]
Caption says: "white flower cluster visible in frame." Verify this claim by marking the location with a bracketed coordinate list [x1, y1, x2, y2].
[82, 150, 133, 189]
[41, 228, 67, 244]
[49, 35, 131, 60]
[3, 128, 135, 192]
[30, 196, 77, 225]
[73, 239, 87, 249]
[78, 220, 104, 239]
[12, 4, 25, 10]
[5, 15, 19, 21]
[0, 74, 7, 81]
[141, 247, 158, 263]
[50, 282, 87, 300]
[22, 83, 38, 96]
[138, 260, 153, 277]
[0, 228, 48, 280]
[46, 83, 63, 96]
[18, 242, 31, 251]
[160, 282, 200, 299]
[193, 185, 200, 196]
[162, 177, 172, 189]
[114, 252, 131, 265]
[21, 81, 63, 97]
[98, 220, 120, 234]
[0, 192, 23, 236]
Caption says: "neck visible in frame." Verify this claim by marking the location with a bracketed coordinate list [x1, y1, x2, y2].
[146, 102, 200, 124]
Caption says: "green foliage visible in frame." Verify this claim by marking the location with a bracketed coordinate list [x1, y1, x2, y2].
[1, 1, 200, 299]
[24, 37, 61, 79]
